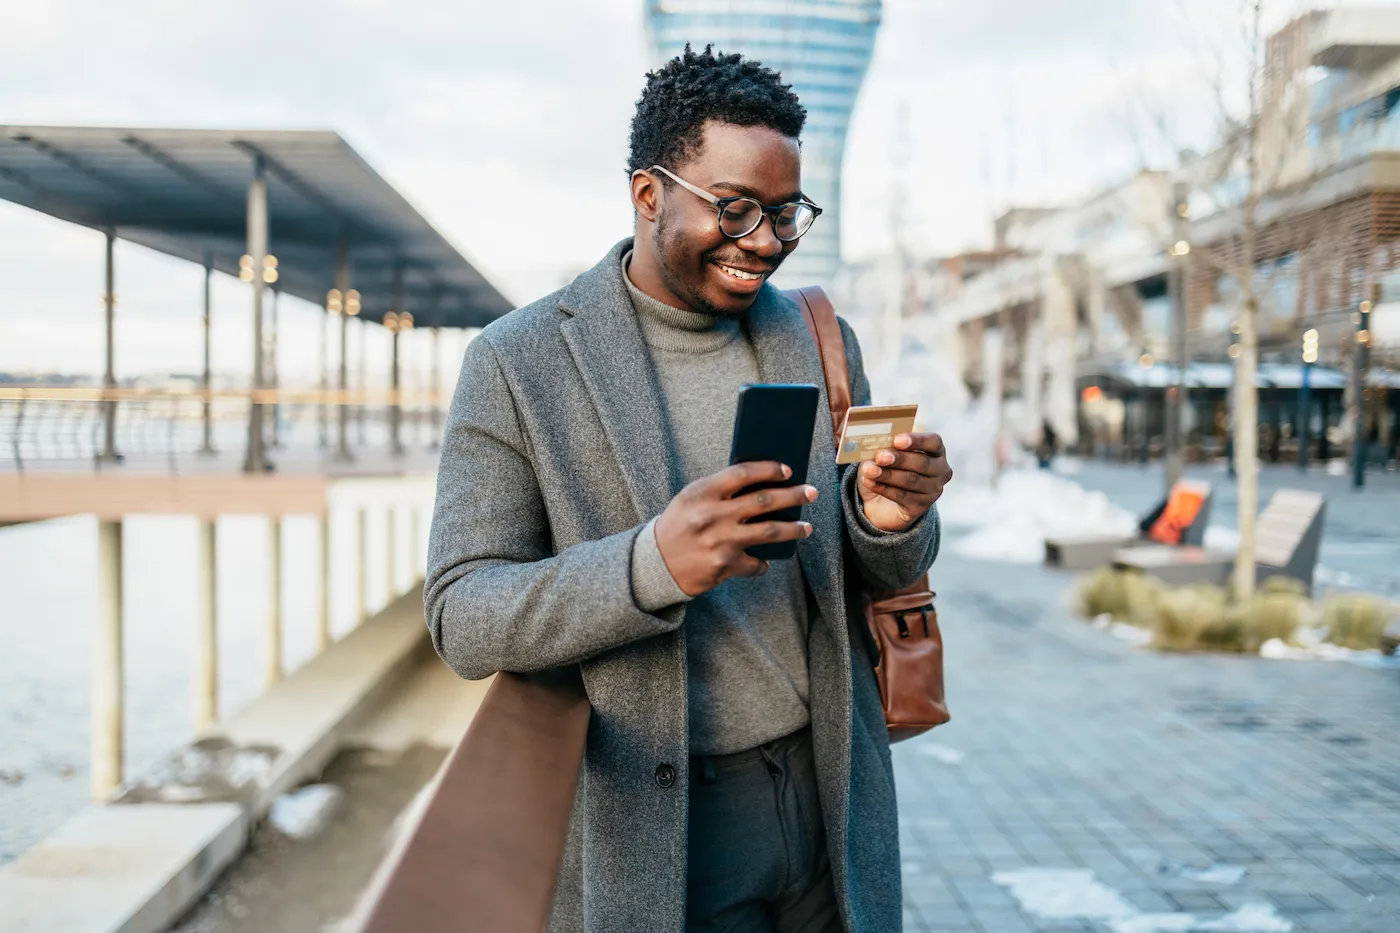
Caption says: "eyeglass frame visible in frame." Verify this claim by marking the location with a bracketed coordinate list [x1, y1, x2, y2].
[647, 164, 822, 243]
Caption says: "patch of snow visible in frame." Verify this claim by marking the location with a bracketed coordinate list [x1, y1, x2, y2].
[1260, 627, 1398, 668]
[1181, 863, 1248, 885]
[269, 783, 343, 840]
[1196, 903, 1293, 931]
[916, 743, 965, 765]
[1314, 565, 1367, 589]
[156, 784, 207, 803]
[1092, 613, 1153, 647]
[1110, 915, 1200, 933]
[1109, 622, 1154, 647]
[941, 470, 1137, 563]
[994, 867, 1292, 933]
[993, 868, 1138, 921]
[1203, 526, 1240, 551]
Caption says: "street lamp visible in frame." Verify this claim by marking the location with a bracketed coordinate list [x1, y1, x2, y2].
[1352, 289, 1375, 489]
[1137, 351, 1153, 464]
[1298, 328, 1318, 470]
[1227, 321, 1242, 477]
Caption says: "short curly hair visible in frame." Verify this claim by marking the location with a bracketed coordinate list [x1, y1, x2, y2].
[627, 44, 806, 176]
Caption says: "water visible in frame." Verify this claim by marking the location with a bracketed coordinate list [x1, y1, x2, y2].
[0, 505, 425, 863]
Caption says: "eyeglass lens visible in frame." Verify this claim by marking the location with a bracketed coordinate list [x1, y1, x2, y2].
[718, 199, 816, 242]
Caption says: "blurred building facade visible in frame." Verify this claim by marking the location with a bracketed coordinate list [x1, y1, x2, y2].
[643, 0, 882, 290]
[860, 6, 1400, 467]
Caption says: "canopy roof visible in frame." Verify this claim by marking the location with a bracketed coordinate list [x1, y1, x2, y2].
[0, 126, 512, 328]
[1086, 361, 1369, 389]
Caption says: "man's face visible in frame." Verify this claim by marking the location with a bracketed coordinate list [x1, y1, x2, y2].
[646, 121, 803, 317]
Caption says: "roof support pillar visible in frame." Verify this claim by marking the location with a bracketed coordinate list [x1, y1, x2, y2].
[200, 258, 216, 456]
[243, 156, 271, 474]
[97, 230, 121, 464]
[268, 288, 281, 449]
[357, 319, 367, 447]
[335, 238, 354, 463]
[319, 289, 330, 449]
[429, 290, 443, 450]
[390, 263, 405, 456]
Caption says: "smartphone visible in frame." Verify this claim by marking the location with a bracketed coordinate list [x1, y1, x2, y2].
[728, 383, 821, 561]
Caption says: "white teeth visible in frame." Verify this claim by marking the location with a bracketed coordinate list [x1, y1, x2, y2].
[718, 264, 762, 281]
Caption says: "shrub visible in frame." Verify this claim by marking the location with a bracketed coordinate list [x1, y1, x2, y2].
[1228, 586, 1307, 652]
[1321, 594, 1398, 650]
[1076, 568, 1163, 627]
[1151, 584, 1231, 651]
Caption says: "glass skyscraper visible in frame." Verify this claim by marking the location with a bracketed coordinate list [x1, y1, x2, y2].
[644, 0, 882, 290]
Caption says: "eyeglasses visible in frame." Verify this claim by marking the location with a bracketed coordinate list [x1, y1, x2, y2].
[649, 165, 822, 243]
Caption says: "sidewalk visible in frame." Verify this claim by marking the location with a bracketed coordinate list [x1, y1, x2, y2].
[896, 552, 1400, 933]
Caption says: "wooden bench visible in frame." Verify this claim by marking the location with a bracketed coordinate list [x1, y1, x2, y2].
[1045, 481, 1213, 571]
[1113, 488, 1326, 593]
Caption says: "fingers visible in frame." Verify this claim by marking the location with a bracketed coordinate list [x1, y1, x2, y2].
[871, 448, 934, 475]
[707, 460, 791, 498]
[730, 555, 771, 579]
[734, 519, 814, 550]
[893, 432, 945, 456]
[729, 482, 818, 520]
[861, 462, 938, 495]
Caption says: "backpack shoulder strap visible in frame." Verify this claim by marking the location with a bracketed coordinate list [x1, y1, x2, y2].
[783, 285, 851, 445]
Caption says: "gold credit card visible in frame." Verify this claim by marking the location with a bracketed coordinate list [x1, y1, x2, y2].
[836, 404, 919, 465]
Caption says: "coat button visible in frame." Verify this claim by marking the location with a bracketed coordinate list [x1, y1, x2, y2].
[654, 763, 676, 788]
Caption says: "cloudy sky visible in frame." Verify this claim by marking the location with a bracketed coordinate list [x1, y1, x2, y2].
[0, 0, 1340, 381]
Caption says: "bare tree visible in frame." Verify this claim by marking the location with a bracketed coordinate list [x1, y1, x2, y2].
[1120, 0, 1325, 599]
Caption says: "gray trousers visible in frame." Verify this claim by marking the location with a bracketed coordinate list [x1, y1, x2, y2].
[686, 728, 844, 933]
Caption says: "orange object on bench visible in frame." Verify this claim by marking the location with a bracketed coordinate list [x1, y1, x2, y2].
[1146, 482, 1208, 545]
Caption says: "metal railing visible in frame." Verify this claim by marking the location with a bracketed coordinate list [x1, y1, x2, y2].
[0, 386, 447, 472]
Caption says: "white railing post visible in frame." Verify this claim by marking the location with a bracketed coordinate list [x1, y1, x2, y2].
[93, 519, 124, 799]
[318, 512, 333, 651]
[357, 508, 369, 624]
[194, 518, 218, 731]
[266, 517, 283, 686]
[386, 506, 397, 600]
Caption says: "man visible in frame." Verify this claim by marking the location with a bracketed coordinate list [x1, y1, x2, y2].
[425, 46, 952, 933]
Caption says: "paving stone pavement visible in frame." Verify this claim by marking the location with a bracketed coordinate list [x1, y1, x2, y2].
[892, 552, 1400, 933]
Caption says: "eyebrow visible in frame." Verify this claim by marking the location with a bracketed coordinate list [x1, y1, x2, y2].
[708, 180, 806, 203]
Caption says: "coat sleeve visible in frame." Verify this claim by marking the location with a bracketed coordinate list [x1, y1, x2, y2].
[423, 334, 683, 681]
[835, 316, 942, 591]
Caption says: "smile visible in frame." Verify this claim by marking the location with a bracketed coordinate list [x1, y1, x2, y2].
[716, 263, 765, 282]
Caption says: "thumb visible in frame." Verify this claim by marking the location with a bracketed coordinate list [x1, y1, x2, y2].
[856, 461, 880, 501]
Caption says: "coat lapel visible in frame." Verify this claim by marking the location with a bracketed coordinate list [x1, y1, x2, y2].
[558, 240, 677, 523]
[746, 286, 846, 621]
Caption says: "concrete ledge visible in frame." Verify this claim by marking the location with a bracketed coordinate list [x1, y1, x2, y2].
[0, 588, 431, 933]
[0, 804, 244, 933]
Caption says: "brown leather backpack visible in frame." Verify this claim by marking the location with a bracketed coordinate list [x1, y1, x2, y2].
[785, 285, 950, 742]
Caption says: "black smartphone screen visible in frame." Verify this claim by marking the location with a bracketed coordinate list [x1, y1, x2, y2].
[728, 383, 821, 561]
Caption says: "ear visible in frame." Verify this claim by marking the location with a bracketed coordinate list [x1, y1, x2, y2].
[630, 169, 662, 223]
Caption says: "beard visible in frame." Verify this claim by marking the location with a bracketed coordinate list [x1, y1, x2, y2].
[651, 209, 784, 319]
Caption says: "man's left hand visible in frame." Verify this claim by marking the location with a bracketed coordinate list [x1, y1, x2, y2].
[856, 432, 953, 533]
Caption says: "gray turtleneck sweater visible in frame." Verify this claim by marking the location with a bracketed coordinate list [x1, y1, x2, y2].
[622, 260, 815, 756]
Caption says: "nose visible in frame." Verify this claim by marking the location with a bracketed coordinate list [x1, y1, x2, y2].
[735, 213, 784, 259]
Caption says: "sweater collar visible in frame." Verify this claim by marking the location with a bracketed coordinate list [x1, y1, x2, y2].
[621, 251, 741, 354]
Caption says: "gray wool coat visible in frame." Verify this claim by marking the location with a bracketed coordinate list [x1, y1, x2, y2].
[424, 238, 940, 933]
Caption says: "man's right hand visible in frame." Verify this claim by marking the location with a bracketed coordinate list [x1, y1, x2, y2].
[653, 461, 817, 597]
